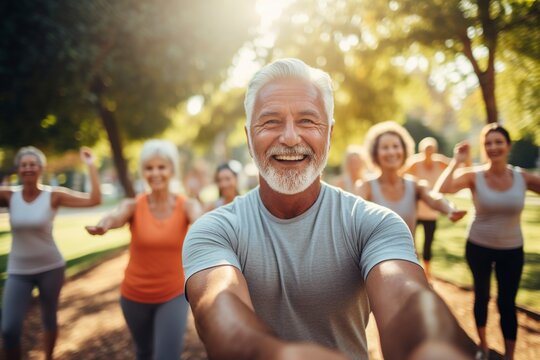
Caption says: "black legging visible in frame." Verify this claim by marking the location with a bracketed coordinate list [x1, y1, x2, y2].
[465, 241, 524, 340]
[416, 219, 436, 261]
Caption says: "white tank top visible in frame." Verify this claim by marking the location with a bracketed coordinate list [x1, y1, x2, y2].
[8, 187, 64, 274]
[468, 167, 526, 249]
[369, 177, 417, 235]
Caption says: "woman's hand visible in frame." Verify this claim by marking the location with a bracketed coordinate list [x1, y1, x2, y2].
[85, 218, 112, 235]
[80, 147, 95, 166]
[447, 209, 467, 222]
[85, 225, 107, 235]
[453, 142, 470, 165]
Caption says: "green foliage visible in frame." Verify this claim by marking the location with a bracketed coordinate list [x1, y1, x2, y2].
[508, 135, 539, 169]
[0, 0, 256, 153]
[403, 117, 450, 155]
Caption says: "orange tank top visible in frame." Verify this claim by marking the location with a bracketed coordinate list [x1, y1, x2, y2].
[121, 194, 189, 303]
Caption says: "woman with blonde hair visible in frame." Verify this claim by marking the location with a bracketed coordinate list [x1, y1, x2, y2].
[435, 123, 540, 360]
[86, 139, 201, 360]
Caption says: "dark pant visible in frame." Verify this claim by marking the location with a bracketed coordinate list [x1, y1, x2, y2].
[1, 266, 65, 348]
[465, 241, 523, 340]
[416, 219, 437, 261]
[120, 294, 189, 360]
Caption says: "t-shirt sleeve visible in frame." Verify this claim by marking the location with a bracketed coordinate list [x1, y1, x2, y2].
[356, 202, 420, 280]
[182, 209, 241, 286]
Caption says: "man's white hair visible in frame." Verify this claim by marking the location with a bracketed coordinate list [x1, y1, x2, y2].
[243, 58, 334, 128]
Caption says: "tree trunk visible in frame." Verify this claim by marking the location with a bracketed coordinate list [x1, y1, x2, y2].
[477, 69, 498, 124]
[91, 76, 135, 198]
[98, 105, 135, 198]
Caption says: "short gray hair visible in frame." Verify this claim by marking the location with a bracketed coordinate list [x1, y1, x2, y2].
[139, 139, 180, 181]
[15, 146, 47, 168]
[244, 58, 334, 128]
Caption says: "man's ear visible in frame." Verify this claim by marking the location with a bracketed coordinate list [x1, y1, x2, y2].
[328, 119, 335, 150]
[245, 126, 253, 158]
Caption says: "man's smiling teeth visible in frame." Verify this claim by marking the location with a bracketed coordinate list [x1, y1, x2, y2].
[274, 155, 305, 161]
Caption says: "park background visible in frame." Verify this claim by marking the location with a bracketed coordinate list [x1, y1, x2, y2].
[0, 0, 539, 318]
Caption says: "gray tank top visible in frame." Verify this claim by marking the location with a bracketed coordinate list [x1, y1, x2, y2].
[468, 167, 526, 249]
[369, 177, 417, 234]
[8, 187, 64, 274]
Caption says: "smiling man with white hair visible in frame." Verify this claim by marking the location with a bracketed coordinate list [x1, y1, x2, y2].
[183, 58, 478, 359]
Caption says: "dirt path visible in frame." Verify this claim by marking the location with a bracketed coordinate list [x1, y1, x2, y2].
[10, 250, 540, 359]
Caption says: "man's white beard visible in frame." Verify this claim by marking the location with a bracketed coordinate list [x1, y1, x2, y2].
[251, 142, 329, 195]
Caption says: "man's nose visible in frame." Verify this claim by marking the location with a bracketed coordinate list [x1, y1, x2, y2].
[279, 119, 301, 147]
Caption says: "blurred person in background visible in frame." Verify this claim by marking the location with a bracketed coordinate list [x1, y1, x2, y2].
[85, 139, 201, 360]
[435, 123, 540, 360]
[402, 137, 450, 279]
[0, 146, 101, 360]
[358, 122, 466, 241]
[204, 160, 242, 212]
[332, 144, 367, 193]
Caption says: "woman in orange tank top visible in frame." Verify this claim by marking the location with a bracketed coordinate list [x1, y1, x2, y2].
[86, 140, 202, 360]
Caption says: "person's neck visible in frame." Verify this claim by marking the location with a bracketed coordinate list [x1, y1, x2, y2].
[487, 160, 508, 175]
[423, 153, 433, 167]
[148, 189, 171, 205]
[259, 177, 322, 219]
[378, 169, 402, 184]
[22, 182, 41, 194]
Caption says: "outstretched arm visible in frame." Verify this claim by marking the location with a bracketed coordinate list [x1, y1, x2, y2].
[522, 171, 540, 194]
[85, 199, 135, 235]
[366, 260, 478, 360]
[187, 265, 348, 360]
[416, 183, 466, 222]
[52, 147, 102, 208]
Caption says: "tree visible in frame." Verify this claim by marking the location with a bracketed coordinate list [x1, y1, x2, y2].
[363, 0, 539, 124]
[0, 0, 256, 196]
[508, 134, 539, 169]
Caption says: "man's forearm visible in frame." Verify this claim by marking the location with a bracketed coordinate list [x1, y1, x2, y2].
[378, 289, 478, 360]
[193, 290, 282, 359]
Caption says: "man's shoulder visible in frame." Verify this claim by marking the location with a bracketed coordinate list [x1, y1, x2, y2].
[320, 182, 393, 218]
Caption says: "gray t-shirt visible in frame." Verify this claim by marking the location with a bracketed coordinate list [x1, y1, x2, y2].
[183, 182, 419, 359]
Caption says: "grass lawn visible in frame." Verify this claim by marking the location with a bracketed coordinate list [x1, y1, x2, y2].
[416, 193, 540, 313]
[0, 206, 130, 300]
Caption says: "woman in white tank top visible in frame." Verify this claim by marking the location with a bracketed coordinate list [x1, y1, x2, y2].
[435, 123, 540, 360]
[0, 146, 101, 360]
[357, 122, 466, 277]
